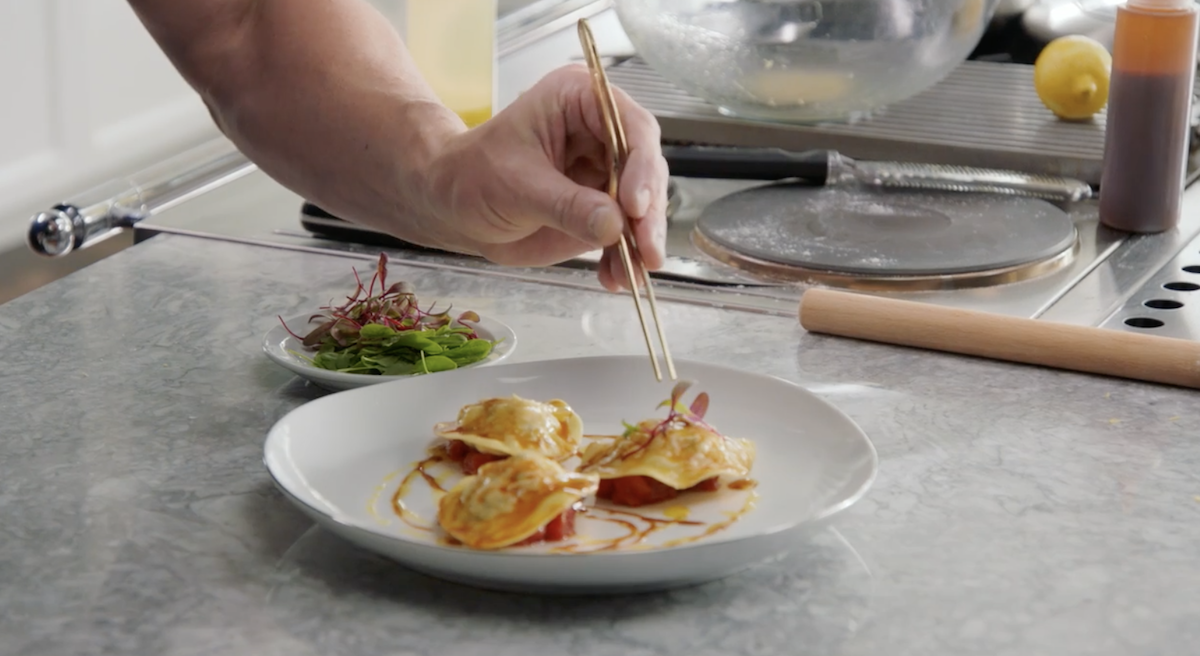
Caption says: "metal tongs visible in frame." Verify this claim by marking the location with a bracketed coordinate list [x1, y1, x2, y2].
[577, 19, 676, 382]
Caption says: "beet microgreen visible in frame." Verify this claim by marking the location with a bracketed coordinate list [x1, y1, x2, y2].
[619, 380, 721, 459]
[279, 253, 499, 376]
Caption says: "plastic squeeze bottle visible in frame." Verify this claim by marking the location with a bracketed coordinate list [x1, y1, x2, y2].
[1098, 0, 1199, 233]
[406, 0, 498, 128]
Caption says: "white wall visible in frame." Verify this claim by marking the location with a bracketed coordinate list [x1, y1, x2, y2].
[0, 0, 220, 250]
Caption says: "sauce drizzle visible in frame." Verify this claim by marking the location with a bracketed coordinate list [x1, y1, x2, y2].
[661, 492, 759, 549]
[389, 452, 446, 532]
[549, 505, 710, 553]
[383, 443, 760, 553]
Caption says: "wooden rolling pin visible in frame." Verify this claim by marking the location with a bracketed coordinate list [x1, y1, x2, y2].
[798, 288, 1200, 390]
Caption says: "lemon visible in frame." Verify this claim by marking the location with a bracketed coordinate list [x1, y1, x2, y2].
[1033, 35, 1113, 121]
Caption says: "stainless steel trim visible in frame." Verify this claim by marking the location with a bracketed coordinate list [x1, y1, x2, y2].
[278, 223, 778, 287]
[134, 224, 800, 317]
[26, 138, 255, 257]
[0, 229, 133, 305]
[1040, 189, 1200, 327]
[498, 0, 613, 56]
[1096, 230, 1200, 341]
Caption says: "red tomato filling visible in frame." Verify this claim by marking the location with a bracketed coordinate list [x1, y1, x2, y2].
[445, 439, 506, 475]
[596, 475, 720, 507]
[444, 440, 577, 548]
[513, 506, 577, 547]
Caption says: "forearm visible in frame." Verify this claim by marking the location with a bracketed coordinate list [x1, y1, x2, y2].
[127, 0, 469, 248]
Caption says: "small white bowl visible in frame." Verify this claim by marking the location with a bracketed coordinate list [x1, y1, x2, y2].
[262, 312, 517, 392]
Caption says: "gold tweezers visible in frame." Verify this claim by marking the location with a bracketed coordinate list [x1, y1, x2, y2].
[577, 18, 677, 382]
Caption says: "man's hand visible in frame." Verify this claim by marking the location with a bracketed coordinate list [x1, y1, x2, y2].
[419, 65, 669, 291]
[125, 0, 667, 290]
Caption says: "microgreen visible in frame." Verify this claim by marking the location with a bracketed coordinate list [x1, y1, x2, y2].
[619, 380, 720, 459]
[278, 253, 498, 376]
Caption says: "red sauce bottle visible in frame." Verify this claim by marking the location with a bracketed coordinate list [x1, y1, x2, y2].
[1098, 0, 1200, 233]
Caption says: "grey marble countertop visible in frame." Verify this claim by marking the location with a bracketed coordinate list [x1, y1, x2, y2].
[2, 234, 1198, 656]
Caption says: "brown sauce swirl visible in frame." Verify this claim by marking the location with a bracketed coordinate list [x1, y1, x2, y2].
[549, 505, 706, 554]
[384, 445, 760, 552]
[661, 491, 759, 549]
[389, 453, 446, 532]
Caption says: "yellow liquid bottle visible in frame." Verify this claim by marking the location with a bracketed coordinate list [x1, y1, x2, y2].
[405, 0, 497, 128]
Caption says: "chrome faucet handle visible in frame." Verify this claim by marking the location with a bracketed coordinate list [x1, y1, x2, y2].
[27, 206, 82, 257]
[24, 137, 257, 258]
[27, 203, 138, 258]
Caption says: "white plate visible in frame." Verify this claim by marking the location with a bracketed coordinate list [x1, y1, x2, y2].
[263, 355, 878, 594]
[262, 312, 517, 391]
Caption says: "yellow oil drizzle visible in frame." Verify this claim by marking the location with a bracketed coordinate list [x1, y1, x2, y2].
[660, 491, 759, 549]
[663, 505, 690, 521]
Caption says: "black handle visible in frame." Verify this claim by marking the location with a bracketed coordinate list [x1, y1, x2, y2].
[662, 145, 831, 182]
[301, 202, 340, 220]
[299, 202, 452, 252]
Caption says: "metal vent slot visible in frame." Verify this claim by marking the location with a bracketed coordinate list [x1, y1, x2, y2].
[1101, 234, 1200, 340]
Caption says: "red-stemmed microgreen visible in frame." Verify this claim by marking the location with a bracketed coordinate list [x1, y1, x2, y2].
[277, 252, 482, 348]
[275, 253, 499, 376]
[619, 380, 721, 459]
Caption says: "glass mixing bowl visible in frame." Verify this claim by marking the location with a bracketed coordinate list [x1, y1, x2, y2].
[613, 0, 1001, 123]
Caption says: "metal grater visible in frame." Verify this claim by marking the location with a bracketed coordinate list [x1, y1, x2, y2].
[606, 58, 1109, 185]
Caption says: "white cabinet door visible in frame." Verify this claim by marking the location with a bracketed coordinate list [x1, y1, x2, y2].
[0, 0, 219, 248]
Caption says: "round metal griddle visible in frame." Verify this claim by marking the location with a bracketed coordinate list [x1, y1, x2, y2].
[692, 184, 1080, 291]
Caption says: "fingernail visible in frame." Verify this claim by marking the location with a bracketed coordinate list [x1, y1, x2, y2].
[634, 186, 652, 217]
[588, 206, 622, 243]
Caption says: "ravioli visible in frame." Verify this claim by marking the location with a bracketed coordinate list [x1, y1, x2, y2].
[434, 395, 583, 468]
[437, 452, 600, 550]
[580, 418, 756, 491]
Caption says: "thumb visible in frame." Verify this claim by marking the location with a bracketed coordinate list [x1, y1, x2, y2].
[523, 171, 626, 247]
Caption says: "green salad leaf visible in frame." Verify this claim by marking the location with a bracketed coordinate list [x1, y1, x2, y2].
[280, 253, 499, 376]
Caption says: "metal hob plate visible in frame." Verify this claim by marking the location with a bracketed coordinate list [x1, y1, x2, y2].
[693, 184, 1080, 290]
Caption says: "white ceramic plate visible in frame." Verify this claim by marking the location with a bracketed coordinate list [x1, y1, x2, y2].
[262, 313, 516, 391]
[263, 355, 878, 594]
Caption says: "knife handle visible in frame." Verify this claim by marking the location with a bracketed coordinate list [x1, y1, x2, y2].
[799, 288, 1200, 390]
[662, 145, 831, 182]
